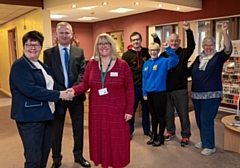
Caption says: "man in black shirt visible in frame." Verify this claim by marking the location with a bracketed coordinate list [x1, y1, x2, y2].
[161, 21, 195, 147]
[122, 32, 160, 140]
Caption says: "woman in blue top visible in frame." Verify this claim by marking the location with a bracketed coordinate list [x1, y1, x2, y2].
[189, 22, 232, 155]
[142, 42, 178, 146]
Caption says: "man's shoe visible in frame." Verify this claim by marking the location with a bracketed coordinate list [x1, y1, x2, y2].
[146, 134, 156, 145]
[144, 131, 152, 137]
[51, 162, 62, 168]
[181, 138, 190, 147]
[201, 148, 216, 156]
[152, 140, 164, 147]
[164, 133, 175, 141]
[75, 157, 91, 167]
[152, 137, 164, 147]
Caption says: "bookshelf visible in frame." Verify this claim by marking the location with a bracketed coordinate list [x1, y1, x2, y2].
[220, 40, 240, 114]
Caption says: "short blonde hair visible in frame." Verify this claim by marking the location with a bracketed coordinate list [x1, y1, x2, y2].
[148, 42, 160, 50]
[93, 33, 118, 61]
[56, 22, 73, 33]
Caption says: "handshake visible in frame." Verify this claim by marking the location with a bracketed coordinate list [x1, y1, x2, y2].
[59, 88, 75, 101]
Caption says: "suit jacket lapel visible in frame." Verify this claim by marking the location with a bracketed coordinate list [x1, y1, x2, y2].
[54, 46, 64, 76]
[69, 46, 76, 71]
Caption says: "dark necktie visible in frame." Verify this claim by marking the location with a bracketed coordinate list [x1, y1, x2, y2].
[63, 48, 69, 88]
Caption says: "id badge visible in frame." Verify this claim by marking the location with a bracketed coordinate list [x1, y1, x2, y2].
[110, 72, 118, 77]
[98, 88, 108, 96]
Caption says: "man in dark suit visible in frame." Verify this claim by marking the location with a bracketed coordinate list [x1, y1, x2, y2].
[44, 22, 90, 168]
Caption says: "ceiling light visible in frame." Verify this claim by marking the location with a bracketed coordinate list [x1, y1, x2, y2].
[158, 4, 162, 8]
[71, 4, 77, 8]
[77, 6, 98, 10]
[50, 14, 67, 19]
[102, 2, 108, 5]
[134, 2, 140, 5]
[77, 17, 98, 21]
[176, 7, 180, 10]
[109, 8, 134, 13]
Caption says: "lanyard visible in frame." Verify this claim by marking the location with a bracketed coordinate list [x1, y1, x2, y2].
[100, 58, 112, 88]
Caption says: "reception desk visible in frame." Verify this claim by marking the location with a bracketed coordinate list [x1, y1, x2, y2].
[221, 115, 240, 154]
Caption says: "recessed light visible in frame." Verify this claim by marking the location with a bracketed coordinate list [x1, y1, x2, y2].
[50, 14, 67, 19]
[77, 6, 99, 10]
[109, 8, 134, 13]
[71, 4, 77, 8]
[176, 7, 180, 10]
[77, 17, 99, 21]
[158, 4, 162, 8]
[134, 2, 140, 5]
[102, 2, 108, 5]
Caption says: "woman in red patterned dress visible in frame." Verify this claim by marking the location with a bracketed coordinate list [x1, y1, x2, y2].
[69, 33, 134, 168]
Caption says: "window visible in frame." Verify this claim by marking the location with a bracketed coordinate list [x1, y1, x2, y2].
[197, 18, 238, 53]
[197, 21, 211, 54]
[155, 24, 178, 51]
[215, 19, 230, 51]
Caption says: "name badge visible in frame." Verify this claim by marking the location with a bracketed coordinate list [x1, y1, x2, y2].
[98, 88, 108, 96]
[110, 72, 118, 77]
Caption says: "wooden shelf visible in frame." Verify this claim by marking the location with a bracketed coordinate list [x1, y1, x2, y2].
[221, 115, 240, 154]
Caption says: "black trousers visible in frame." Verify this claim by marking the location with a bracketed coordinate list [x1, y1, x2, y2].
[52, 101, 84, 163]
[146, 91, 167, 137]
[17, 120, 52, 168]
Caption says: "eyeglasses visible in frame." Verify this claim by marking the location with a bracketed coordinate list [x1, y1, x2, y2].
[203, 44, 215, 47]
[149, 49, 159, 52]
[97, 42, 111, 47]
[25, 44, 41, 49]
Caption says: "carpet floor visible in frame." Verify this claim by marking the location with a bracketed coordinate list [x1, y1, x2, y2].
[0, 92, 240, 168]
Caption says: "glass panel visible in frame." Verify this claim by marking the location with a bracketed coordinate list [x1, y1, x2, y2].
[155, 24, 177, 51]
[215, 20, 229, 51]
[197, 21, 211, 54]
[162, 25, 172, 43]
[174, 25, 178, 34]
[155, 28, 161, 41]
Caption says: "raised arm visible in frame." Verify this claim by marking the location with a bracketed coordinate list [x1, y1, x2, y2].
[183, 21, 196, 58]
[151, 33, 161, 46]
[222, 22, 232, 54]
[182, 21, 190, 31]
[162, 43, 179, 69]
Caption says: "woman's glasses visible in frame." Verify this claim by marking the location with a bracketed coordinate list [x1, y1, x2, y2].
[97, 42, 111, 47]
[25, 43, 41, 49]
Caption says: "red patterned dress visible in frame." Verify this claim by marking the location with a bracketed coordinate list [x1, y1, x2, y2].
[73, 58, 134, 168]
